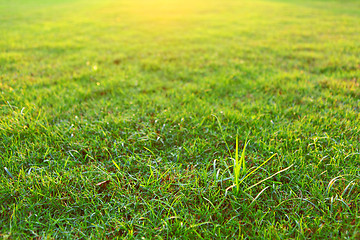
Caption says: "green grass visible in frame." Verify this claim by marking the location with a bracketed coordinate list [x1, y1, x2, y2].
[1, 0, 359, 238]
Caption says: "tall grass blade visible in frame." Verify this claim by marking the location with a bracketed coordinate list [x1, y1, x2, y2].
[235, 134, 239, 191]
[240, 139, 248, 175]
[234, 134, 249, 192]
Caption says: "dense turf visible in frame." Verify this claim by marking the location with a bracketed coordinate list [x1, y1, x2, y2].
[1, 0, 359, 238]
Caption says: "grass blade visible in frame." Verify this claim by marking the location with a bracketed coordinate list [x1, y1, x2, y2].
[238, 153, 277, 186]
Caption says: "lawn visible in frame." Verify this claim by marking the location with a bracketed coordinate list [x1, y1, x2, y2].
[1, 0, 359, 238]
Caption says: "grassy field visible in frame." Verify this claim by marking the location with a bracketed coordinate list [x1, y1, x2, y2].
[1, 0, 359, 238]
